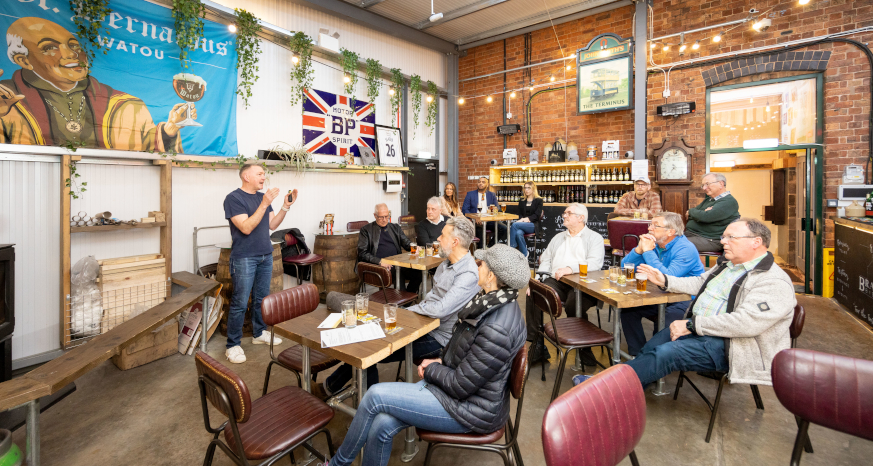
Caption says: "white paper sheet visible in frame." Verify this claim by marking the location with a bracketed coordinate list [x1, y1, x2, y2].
[317, 313, 343, 329]
[631, 160, 648, 179]
[320, 323, 386, 348]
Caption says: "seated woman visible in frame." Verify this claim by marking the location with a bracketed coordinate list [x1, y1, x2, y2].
[323, 245, 528, 466]
[509, 181, 544, 258]
[440, 182, 462, 217]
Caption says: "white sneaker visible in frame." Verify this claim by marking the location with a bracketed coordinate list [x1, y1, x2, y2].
[252, 332, 282, 346]
[225, 346, 246, 364]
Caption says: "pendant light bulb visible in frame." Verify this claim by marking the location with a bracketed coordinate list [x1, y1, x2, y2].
[228, 24, 237, 33]
[750, 97, 754, 103]
[426, 95, 433, 103]
[566, 64, 572, 70]
[713, 33, 722, 43]
[650, 42, 657, 49]
[388, 87, 395, 96]
[799, 0, 810, 4]
[766, 101, 771, 112]
[458, 97, 465, 104]
[343, 74, 351, 84]
[662, 44, 670, 51]
[510, 91, 516, 98]
[291, 53, 300, 65]
[549, 75, 555, 82]
[529, 86, 535, 92]
[692, 40, 700, 50]
[679, 44, 687, 52]
[486, 95, 493, 103]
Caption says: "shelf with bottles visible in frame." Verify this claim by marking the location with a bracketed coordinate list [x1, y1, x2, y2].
[497, 185, 630, 206]
[542, 203, 619, 207]
[493, 164, 634, 185]
[491, 160, 632, 170]
[492, 181, 632, 186]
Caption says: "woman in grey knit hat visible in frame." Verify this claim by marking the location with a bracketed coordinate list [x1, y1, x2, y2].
[325, 245, 528, 466]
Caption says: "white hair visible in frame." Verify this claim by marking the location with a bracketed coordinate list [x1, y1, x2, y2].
[568, 203, 588, 223]
[427, 196, 441, 208]
[7, 33, 27, 63]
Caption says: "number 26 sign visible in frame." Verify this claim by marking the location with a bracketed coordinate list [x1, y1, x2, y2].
[375, 125, 405, 167]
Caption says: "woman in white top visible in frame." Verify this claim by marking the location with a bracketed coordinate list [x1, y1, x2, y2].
[440, 182, 462, 217]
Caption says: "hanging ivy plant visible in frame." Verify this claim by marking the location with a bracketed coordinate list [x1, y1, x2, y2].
[69, 0, 112, 65]
[409, 74, 422, 137]
[340, 48, 360, 108]
[172, 0, 206, 69]
[289, 32, 314, 111]
[233, 8, 262, 109]
[389, 68, 404, 125]
[365, 58, 382, 110]
[425, 80, 438, 136]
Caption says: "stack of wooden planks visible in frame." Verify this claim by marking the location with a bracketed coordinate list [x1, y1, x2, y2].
[98, 254, 168, 333]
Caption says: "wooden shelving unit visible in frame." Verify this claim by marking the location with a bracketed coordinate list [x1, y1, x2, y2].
[71, 222, 167, 233]
[493, 181, 633, 186]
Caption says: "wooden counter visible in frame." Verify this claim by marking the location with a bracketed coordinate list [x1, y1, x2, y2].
[833, 217, 873, 327]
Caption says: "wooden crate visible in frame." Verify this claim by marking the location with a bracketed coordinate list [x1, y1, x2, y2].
[111, 319, 178, 370]
[99, 255, 167, 333]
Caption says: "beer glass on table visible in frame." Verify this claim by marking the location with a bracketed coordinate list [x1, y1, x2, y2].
[342, 300, 357, 328]
[500, 204, 507, 213]
[636, 273, 648, 293]
[609, 266, 620, 283]
[410, 243, 418, 257]
[579, 263, 588, 279]
[432, 242, 440, 256]
[624, 265, 635, 280]
[426, 243, 434, 257]
[384, 304, 398, 333]
[355, 293, 368, 319]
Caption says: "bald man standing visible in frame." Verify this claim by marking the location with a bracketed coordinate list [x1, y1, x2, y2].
[358, 204, 422, 293]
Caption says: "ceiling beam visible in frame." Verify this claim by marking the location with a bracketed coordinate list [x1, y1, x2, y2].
[413, 0, 509, 30]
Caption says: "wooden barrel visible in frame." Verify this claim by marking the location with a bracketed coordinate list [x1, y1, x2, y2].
[401, 222, 417, 244]
[313, 233, 359, 294]
[216, 244, 283, 337]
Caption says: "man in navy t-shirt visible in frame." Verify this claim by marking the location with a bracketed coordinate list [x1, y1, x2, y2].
[223, 163, 297, 364]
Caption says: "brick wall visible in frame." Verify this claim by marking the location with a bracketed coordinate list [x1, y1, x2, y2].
[458, 0, 873, 247]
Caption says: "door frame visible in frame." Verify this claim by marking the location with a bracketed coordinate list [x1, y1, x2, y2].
[406, 157, 440, 219]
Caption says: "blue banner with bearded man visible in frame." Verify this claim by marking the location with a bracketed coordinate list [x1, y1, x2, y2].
[0, 0, 238, 156]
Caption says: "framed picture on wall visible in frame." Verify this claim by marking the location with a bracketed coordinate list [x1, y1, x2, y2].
[375, 125, 405, 167]
[576, 33, 634, 115]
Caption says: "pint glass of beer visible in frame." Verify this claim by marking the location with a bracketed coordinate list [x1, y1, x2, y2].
[410, 243, 418, 257]
[342, 300, 357, 328]
[432, 242, 440, 256]
[426, 243, 434, 257]
[355, 293, 368, 319]
[418, 245, 426, 258]
[636, 273, 648, 292]
[624, 265, 635, 280]
[384, 304, 398, 333]
[579, 263, 588, 278]
[500, 204, 507, 213]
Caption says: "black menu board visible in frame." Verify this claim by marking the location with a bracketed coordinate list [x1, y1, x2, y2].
[834, 221, 873, 327]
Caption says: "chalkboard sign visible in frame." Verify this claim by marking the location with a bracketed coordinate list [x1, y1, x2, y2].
[506, 204, 611, 269]
[834, 222, 873, 327]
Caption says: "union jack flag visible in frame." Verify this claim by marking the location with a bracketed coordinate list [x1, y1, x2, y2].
[302, 89, 376, 158]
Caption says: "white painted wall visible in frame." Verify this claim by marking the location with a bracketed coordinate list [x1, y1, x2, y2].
[723, 170, 779, 253]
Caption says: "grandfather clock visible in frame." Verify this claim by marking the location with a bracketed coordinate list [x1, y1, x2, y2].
[653, 139, 695, 218]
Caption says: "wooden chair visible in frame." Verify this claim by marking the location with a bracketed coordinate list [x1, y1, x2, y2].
[529, 278, 614, 401]
[346, 220, 369, 232]
[673, 304, 806, 443]
[357, 262, 418, 306]
[261, 284, 340, 395]
[282, 232, 324, 286]
[195, 351, 335, 466]
[417, 346, 529, 466]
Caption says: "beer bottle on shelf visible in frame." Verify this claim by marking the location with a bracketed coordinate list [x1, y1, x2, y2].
[623, 167, 629, 181]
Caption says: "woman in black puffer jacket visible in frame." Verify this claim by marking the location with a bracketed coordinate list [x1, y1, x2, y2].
[326, 245, 528, 466]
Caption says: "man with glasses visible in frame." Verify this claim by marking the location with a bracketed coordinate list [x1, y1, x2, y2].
[686, 173, 740, 253]
[618, 212, 704, 355]
[358, 203, 421, 293]
[614, 176, 662, 218]
[526, 203, 605, 365]
[579, 218, 795, 389]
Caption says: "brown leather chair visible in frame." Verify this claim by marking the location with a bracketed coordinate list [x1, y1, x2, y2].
[772, 349, 873, 466]
[417, 346, 529, 466]
[195, 351, 335, 466]
[673, 304, 805, 443]
[606, 218, 650, 258]
[529, 278, 614, 402]
[542, 365, 645, 466]
[282, 232, 324, 286]
[398, 214, 416, 223]
[261, 284, 340, 395]
[357, 261, 418, 306]
[346, 220, 368, 232]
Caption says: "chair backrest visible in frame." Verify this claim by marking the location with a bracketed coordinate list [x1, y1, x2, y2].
[606, 219, 649, 252]
[357, 262, 392, 289]
[347, 220, 369, 232]
[789, 304, 805, 347]
[772, 348, 873, 441]
[261, 284, 320, 327]
[195, 351, 252, 424]
[542, 365, 646, 466]
[509, 345, 529, 400]
[398, 214, 415, 224]
[529, 278, 563, 319]
[284, 232, 298, 246]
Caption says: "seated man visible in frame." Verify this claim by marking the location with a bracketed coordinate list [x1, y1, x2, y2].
[416, 196, 447, 247]
[526, 203, 605, 365]
[686, 173, 740, 253]
[324, 216, 480, 395]
[614, 176, 662, 217]
[579, 218, 795, 388]
[619, 212, 704, 355]
[358, 203, 421, 293]
[461, 176, 505, 245]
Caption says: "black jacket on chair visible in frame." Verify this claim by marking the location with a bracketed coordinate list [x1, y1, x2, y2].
[424, 297, 527, 434]
[357, 221, 412, 264]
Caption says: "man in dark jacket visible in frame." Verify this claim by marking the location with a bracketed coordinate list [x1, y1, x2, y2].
[358, 203, 421, 293]
[462, 177, 504, 245]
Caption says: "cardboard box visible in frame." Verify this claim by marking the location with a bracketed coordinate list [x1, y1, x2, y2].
[112, 319, 178, 370]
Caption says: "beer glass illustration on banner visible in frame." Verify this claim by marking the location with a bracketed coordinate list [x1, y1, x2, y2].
[172, 73, 206, 127]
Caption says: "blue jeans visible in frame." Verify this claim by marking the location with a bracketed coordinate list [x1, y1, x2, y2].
[226, 254, 271, 348]
[625, 327, 728, 388]
[620, 301, 690, 356]
[325, 333, 443, 394]
[332, 381, 468, 466]
[509, 221, 535, 255]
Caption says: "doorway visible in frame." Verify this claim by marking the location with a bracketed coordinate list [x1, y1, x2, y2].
[406, 157, 439, 222]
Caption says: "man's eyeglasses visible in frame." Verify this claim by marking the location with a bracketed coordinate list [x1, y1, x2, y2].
[376, 215, 391, 220]
[702, 180, 724, 188]
[720, 235, 757, 242]
[649, 223, 667, 230]
[561, 211, 581, 217]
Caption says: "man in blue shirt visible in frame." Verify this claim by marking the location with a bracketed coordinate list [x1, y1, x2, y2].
[223, 163, 297, 364]
[620, 211, 704, 355]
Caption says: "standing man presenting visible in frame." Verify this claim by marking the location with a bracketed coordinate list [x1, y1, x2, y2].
[686, 173, 740, 253]
[223, 163, 296, 363]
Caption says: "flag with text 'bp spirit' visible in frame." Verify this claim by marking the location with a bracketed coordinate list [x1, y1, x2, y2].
[302, 89, 375, 159]
[0, 0, 237, 156]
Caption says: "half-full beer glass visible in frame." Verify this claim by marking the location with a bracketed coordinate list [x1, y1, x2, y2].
[636, 273, 648, 292]
[410, 243, 418, 257]
[384, 304, 398, 333]
[624, 265, 635, 280]
[355, 293, 368, 319]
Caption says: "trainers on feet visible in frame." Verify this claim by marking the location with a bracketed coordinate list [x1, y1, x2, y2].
[572, 374, 594, 386]
[252, 332, 282, 345]
[226, 346, 246, 364]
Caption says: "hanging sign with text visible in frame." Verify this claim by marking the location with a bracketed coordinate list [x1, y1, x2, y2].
[576, 33, 633, 116]
[302, 89, 376, 163]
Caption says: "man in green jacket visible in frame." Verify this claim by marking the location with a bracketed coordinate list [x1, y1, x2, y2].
[686, 173, 740, 253]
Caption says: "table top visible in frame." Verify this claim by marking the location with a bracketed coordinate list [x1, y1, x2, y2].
[273, 301, 439, 369]
[465, 212, 519, 222]
[312, 230, 359, 237]
[608, 217, 652, 223]
[560, 269, 691, 309]
[381, 252, 445, 271]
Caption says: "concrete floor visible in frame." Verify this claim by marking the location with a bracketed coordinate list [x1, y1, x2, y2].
[12, 293, 873, 466]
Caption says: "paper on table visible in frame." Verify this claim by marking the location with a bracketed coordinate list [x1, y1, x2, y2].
[317, 313, 343, 329]
[321, 323, 386, 348]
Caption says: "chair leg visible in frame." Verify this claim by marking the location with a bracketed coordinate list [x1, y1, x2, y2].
[396, 360, 404, 382]
[750, 384, 765, 410]
[705, 375, 728, 443]
[673, 371, 685, 400]
[423, 443, 435, 466]
[791, 419, 811, 466]
[203, 436, 219, 466]
[263, 361, 275, 396]
[629, 450, 640, 466]
[796, 415, 814, 453]
[551, 347, 570, 402]
[293, 264, 302, 286]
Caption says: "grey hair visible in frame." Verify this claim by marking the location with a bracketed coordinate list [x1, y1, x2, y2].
[427, 196, 441, 208]
[704, 172, 728, 187]
[374, 203, 389, 214]
[733, 217, 771, 248]
[238, 162, 262, 180]
[567, 203, 588, 223]
[655, 212, 685, 236]
[7, 33, 26, 63]
[445, 215, 474, 248]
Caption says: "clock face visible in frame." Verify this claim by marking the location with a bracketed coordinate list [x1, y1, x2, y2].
[660, 148, 689, 180]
